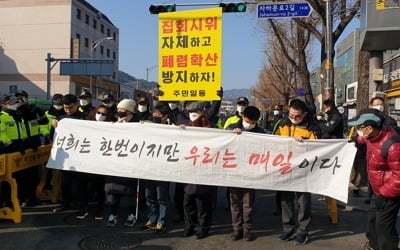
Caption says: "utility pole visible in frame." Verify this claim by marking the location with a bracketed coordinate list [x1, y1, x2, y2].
[324, 0, 334, 101]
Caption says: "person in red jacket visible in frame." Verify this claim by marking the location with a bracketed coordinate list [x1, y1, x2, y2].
[348, 108, 400, 250]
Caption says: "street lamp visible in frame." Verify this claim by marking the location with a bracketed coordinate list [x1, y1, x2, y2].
[146, 65, 158, 82]
[89, 36, 114, 95]
[324, 0, 334, 101]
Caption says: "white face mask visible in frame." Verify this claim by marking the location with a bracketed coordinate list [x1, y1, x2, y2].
[273, 110, 280, 116]
[372, 105, 384, 112]
[103, 102, 114, 108]
[289, 117, 302, 125]
[242, 120, 256, 130]
[237, 105, 245, 113]
[356, 129, 364, 137]
[316, 115, 323, 120]
[189, 112, 201, 122]
[79, 99, 89, 106]
[138, 105, 147, 113]
[53, 104, 63, 110]
[95, 113, 107, 121]
[168, 103, 178, 110]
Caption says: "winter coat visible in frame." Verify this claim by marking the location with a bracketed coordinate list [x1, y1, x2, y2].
[357, 126, 400, 198]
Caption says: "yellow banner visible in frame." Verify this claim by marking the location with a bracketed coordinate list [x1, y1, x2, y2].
[158, 8, 222, 101]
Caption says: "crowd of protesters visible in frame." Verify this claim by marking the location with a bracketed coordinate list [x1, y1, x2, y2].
[1, 89, 399, 249]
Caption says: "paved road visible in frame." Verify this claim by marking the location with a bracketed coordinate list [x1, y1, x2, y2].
[0, 188, 378, 250]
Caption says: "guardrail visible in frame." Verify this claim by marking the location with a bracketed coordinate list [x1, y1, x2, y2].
[0, 144, 61, 223]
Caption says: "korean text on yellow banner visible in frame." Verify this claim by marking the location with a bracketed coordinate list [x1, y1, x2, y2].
[158, 8, 222, 101]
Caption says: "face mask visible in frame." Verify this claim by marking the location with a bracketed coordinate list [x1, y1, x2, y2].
[289, 117, 302, 125]
[356, 129, 364, 137]
[316, 115, 323, 120]
[168, 103, 178, 110]
[53, 104, 63, 110]
[79, 99, 89, 106]
[273, 110, 280, 116]
[103, 102, 114, 108]
[153, 116, 162, 123]
[189, 112, 201, 122]
[95, 113, 107, 121]
[138, 105, 147, 113]
[372, 105, 384, 112]
[242, 121, 256, 130]
[237, 105, 245, 113]
[116, 112, 128, 118]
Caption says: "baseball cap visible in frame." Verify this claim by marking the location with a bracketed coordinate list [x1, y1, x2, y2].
[348, 108, 385, 127]
[236, 97, 249, 105]
[52, 94, 63, 105]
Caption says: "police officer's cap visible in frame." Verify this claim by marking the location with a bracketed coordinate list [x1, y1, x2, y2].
[101, 93, 115, 102]
[52, 94, 63, 105]
[1, 96, 19, 105]
[15, 90, 28, 98]
[236, 97, 249, 105]
[79, 90, 92, 99]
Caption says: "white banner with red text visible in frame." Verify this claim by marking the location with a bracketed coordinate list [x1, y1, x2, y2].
[46, 119, 357, 203]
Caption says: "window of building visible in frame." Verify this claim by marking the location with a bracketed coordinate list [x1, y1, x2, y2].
[112, 51, 116, 59]
[107, 28, 110, 37]
[76, 9, 81, 20]
[85, 14, 89, 24]
[100, 45, 104, 54]
[113, 32, 116, 40]
[84, 38, 89, 48]
[107, 48, 110, 57]
[76, 33, 81, 39]
[100, 24, 104, 33]
[93, 19, 97, 29]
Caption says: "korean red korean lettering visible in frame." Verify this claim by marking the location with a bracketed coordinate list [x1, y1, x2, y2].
[205, 53, 218, 66]
[204, 16, 217, 30]
[222, 149, 237, 168]
[177, 55, 188, 67]
[176, 19, 187, 32]
[161, 20, 174, 34]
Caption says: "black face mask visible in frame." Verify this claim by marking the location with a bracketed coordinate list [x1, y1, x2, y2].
[116, 112, 128, 118]
[152, 116, 162, 123]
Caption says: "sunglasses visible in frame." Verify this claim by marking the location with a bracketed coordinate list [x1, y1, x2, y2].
[96, 111, 108, 116]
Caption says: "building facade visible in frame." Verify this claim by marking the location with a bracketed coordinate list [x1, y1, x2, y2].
[383, 49, 400, 124]
[0, 0, 119, 99]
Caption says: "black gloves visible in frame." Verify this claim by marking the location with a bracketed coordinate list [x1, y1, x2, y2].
[217, 87, 223, 98]
[375, 195, 387, 210]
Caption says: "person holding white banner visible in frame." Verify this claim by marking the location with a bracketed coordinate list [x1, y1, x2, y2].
[141, 103, 171, 233]
[104, 99, 140, 227]
[275, 99, 320, 245]
[226, 106, 265, 242]
[181, 101, 215, 240]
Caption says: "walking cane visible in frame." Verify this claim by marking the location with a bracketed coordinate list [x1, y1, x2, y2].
[135, 179, 140, 220]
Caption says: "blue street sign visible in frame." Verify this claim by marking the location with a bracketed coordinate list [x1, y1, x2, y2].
[257, 2, 313, 18]
[297, 88, 305, 96]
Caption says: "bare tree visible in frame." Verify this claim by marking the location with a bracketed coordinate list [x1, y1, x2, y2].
[356, 51, 370, 111]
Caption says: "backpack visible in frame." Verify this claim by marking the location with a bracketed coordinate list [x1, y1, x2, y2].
[381, 127, 400, 159]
